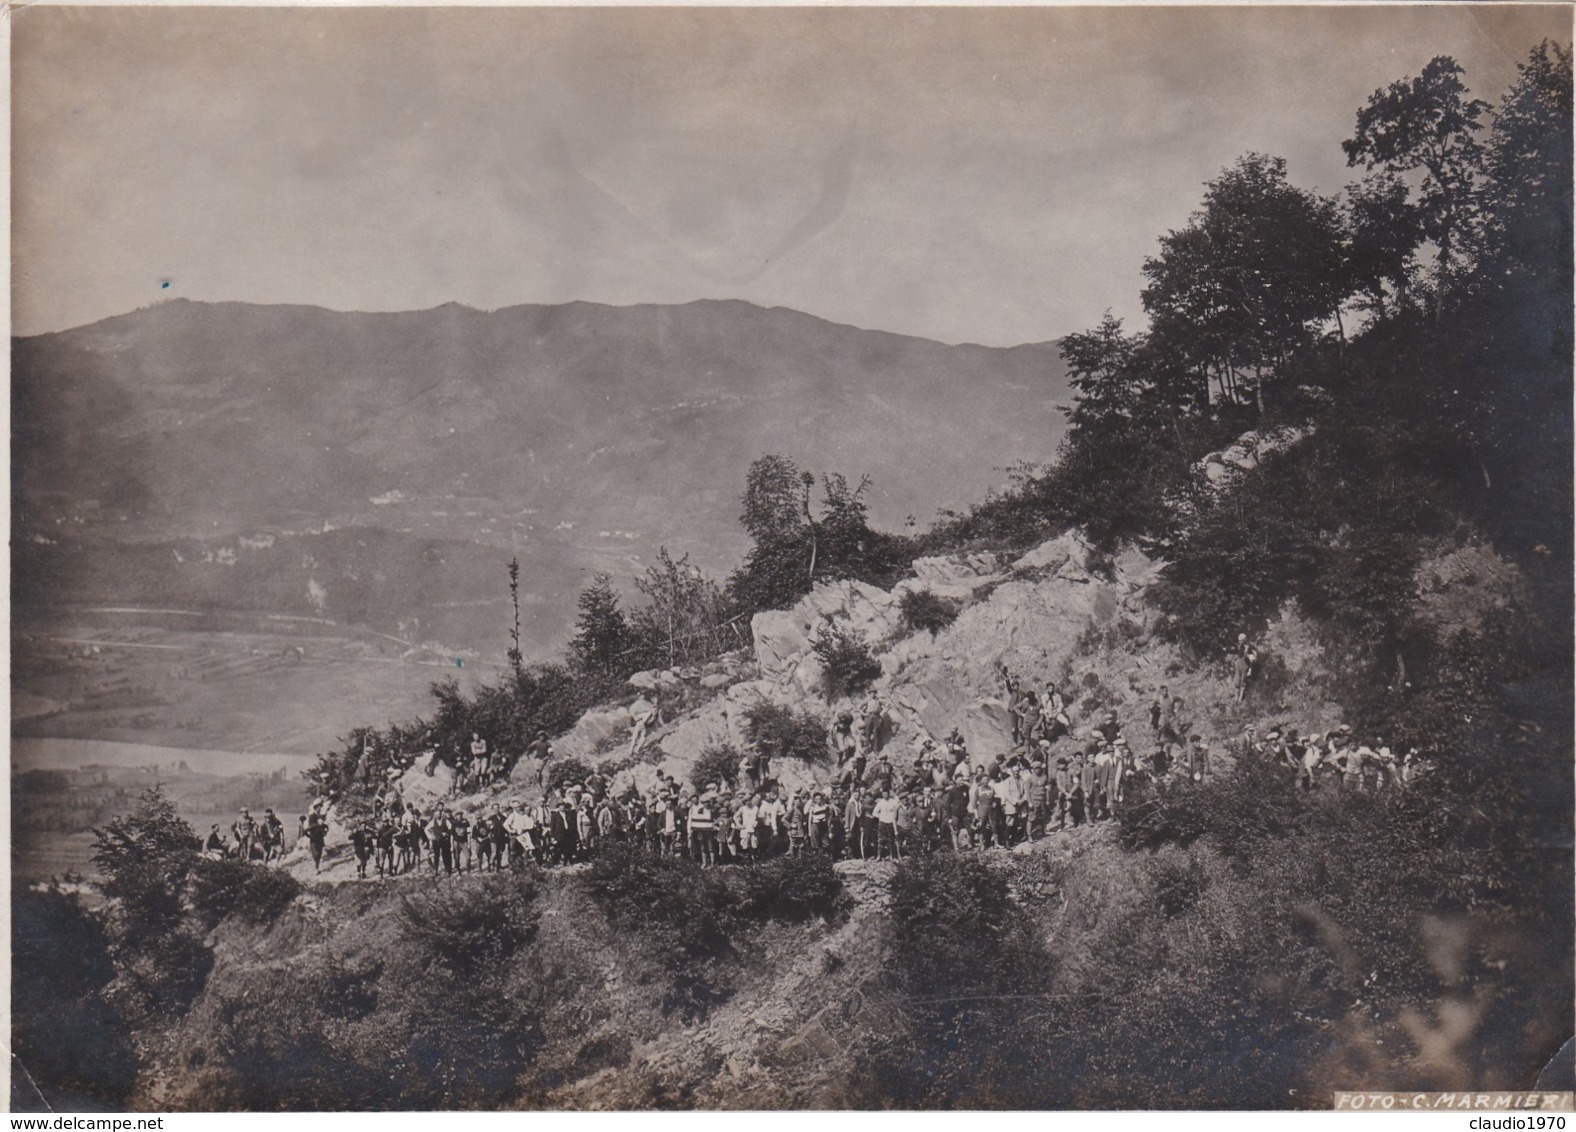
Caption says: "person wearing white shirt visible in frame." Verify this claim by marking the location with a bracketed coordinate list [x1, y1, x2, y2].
[734, 796, 761, 859]
[757, 791, 787, 854]
[872, 791, 901, 859]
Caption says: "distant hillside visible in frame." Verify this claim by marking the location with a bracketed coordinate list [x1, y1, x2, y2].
[13, 299, 1069, 656]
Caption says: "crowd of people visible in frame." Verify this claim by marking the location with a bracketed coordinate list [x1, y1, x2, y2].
[316, 680, 1222, 879]
[1235, 723, 1424, 792]
[202, 806, 306, 866]
[223, 644, 1422, 880]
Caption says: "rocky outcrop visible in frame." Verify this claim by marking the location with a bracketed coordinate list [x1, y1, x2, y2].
[1200, 425, 1311, 487]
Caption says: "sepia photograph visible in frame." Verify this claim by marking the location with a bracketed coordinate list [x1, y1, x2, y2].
[9, 2, 1574, 1112]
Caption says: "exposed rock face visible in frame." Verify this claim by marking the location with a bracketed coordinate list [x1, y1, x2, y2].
[550, 705, 636, 765]
[613, 531, 1155, 781]
[1200, 425, 1311, 487]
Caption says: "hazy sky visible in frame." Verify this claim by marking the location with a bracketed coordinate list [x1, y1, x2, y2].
[13, 5, 1570, 345]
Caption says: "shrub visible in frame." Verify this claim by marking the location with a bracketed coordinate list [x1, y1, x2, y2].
[584, 844, 737, 1021]
[885, 853, 1046, 999]
[544, 756, 594, 795]
[584, 845, 731, 962]
[189, 858, 303, 929]
[1152, 852, 1211, 918]
[809, 622, 883, 700]
[741, 702, 831, 766]
[1118, 755, 1307, 857]
[899, 589, 960, 636]
[691, 743, 740, 793]
[732, 851, 845, 924]
[398, 874, 540, 978]
[90, 786, 200, 941]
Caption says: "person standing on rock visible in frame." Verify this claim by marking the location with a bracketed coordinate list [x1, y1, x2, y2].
[944, 776, 972, 849]
[629, 693, 660, 759]
[523, 730, 554, 790]
[739, 747, 762, 794]
[863, 790, 883, 861]
[858, 694, 886, 757]
[1040, 682, 1069, 742]
[469, 733, 490, 787]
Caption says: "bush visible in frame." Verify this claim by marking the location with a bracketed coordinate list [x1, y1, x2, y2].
[585, 845, 731, 961]
[732, 851, 845, 924]
[809, 622, 883, 700]
[853, 853, 1053, 1108]
[899, 589, 960, 636]
[544, 756, 594, 795]
[1152, 853, 1211, 918]
[741, 701, 831, 766]
[398, 874, 540, 978]
[1118, 755, 1307, 857]
[189, 858, 303, 929]
[886, 853, 1046, 998]
[585, 845, 736, 1021]
[691, 744, 740, 793]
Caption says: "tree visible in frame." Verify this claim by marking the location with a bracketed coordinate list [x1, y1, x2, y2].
[1476, 40, 1572, 292]
[1142, 153, 1347, 413]
[1343, 56, 1489, 301]
[1342, 172, 1423, 320]
[1059, 312, 1144, 429]
[89, 787, 213, 1021]
[739, 454, 809, 546]
[90, 785, 199, 941]
[629, 548, 737, 668]
[568, 572, 634, 680]
[729, 455, 911, 614]
[506, 557, 524, 678]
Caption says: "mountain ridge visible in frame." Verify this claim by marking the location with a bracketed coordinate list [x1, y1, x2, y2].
[14, 297, 1072, 659]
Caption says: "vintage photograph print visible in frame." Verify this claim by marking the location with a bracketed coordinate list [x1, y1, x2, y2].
[10, 3, 1573, 1112]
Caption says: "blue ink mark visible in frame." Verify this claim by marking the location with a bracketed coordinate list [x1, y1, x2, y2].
[455, 658, 464, 669]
